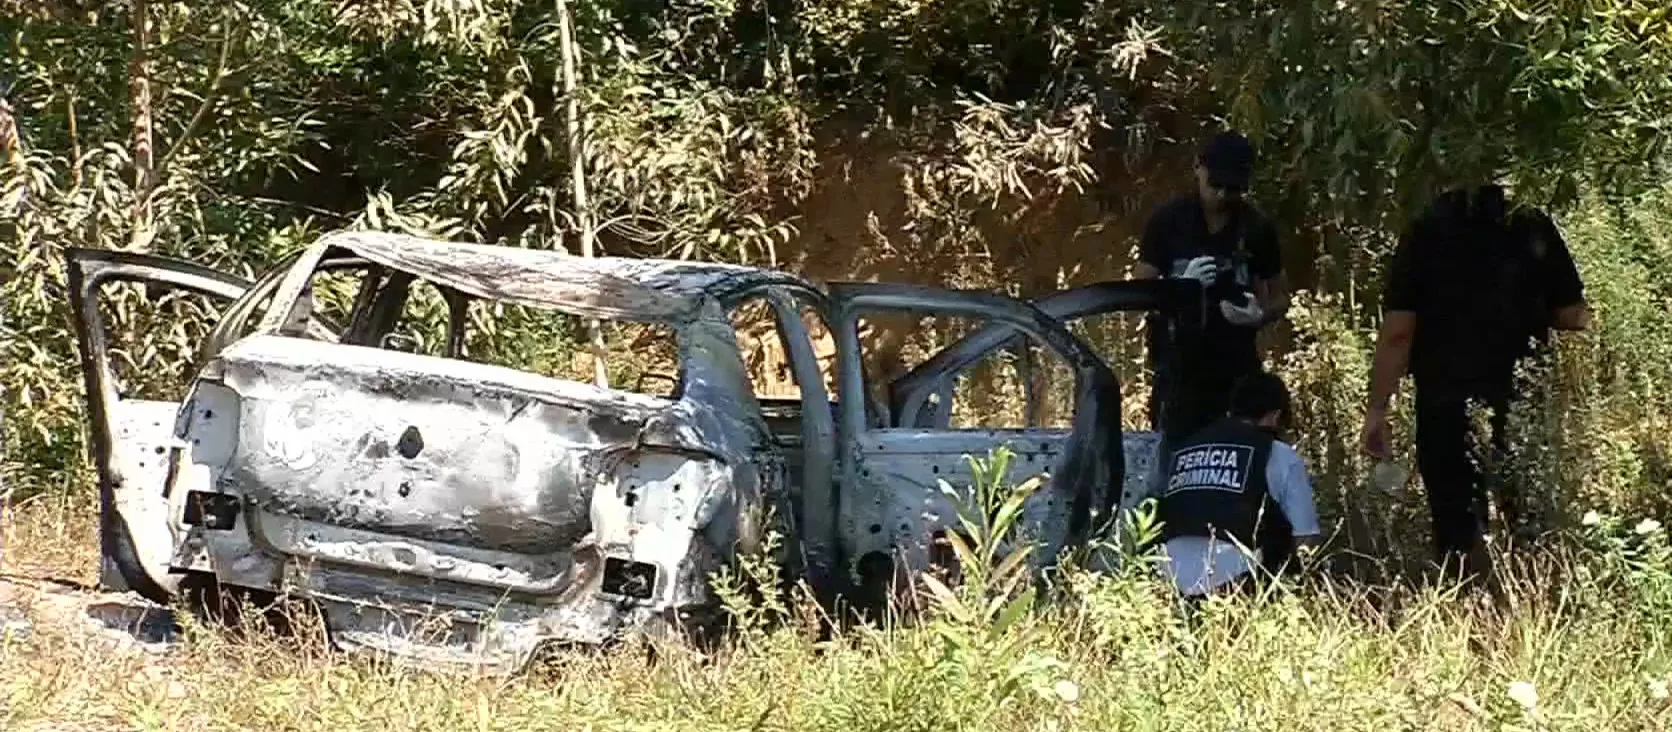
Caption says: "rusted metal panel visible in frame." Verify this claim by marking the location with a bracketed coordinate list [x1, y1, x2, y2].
[62, 248, 256, 602]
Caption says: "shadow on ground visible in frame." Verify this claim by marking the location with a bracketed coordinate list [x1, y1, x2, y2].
[84, 598, 180, 646]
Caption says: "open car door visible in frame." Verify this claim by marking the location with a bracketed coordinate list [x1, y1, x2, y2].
[65, 247, 260, 603]
[885, 279, 1205, 515]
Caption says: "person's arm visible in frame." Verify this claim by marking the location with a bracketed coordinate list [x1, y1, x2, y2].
[1132, 204, 1171, 280]
[1249, 218, 1289, 325]
[1366, 313, 1416, 413]
[1362, 227, 1421, 458]
[1252, 272, 1289, 326]
[1265, 443, 1323, 554]
[1362, 312, 1414, 460]
[1553, 303, 1590, 331]
[1532, 210, 1591, 331]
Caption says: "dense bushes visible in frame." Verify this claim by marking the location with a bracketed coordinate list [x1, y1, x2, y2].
[4, 0, 1672, 568]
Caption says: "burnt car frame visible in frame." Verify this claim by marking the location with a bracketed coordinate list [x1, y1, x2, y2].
[65, 231, 1194, 671]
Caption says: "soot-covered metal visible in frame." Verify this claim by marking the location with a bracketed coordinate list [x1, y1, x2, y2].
[63, 233, 1174, 675]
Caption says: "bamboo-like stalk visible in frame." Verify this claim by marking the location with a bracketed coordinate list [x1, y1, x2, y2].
[556, 0, 608, 388]
[128, 0, 155, 252]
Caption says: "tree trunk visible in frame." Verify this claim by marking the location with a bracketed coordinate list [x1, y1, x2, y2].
[556, 0, 608, 388]
[128, 0, 156, 252]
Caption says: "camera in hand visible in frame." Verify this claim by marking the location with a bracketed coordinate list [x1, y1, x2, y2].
[1206, 253, 1251, 302]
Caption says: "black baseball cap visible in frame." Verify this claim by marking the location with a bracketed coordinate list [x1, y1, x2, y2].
[1199, 131, 1255, 191]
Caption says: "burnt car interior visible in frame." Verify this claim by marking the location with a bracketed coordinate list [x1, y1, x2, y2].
[193, 246, 697, 397]
[887, 279, 1205, 430]
[205, 251, 474, 358]
[714, 288, 839, 446]
[149, 243, 975, 486]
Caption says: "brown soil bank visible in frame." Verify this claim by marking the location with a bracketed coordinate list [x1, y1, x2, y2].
[700, 140, 1334, 408]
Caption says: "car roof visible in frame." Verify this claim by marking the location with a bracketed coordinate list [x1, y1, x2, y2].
[314, 231, 817, 322]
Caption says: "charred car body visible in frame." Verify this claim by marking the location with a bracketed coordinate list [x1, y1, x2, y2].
[66, 232, 1197, 671]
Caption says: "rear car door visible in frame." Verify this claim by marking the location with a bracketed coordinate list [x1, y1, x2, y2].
[826, 282, 1125, 590]
[714, 283, 842, 596]
[64, 248, 257, 602]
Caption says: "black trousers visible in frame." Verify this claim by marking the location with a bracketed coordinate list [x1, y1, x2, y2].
[1151, 363, 1248, 444]
[1413, 381, 1524, 566]
[1254, 500, 1297, 576]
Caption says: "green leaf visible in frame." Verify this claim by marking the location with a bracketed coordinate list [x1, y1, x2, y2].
[941, 530, 980, 577]
[991, 542, 1035, 586]
[919, 572, 971, 624]
[992, 585, 1036, 636]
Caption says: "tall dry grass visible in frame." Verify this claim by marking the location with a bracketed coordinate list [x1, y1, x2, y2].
[2, 451, 1670, 731]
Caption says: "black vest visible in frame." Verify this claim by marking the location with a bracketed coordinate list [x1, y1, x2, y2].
[1158, 417, 1277, 546]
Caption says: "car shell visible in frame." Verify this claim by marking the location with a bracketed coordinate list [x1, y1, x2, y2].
[65, 231, 1190, 672]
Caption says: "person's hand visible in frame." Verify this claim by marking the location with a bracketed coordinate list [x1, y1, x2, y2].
[1219, 291, 1264, 326]
[1295, 540, 1323, 573]
[1175, 255, 1218, 285]
[1361, 405, 1392, 460]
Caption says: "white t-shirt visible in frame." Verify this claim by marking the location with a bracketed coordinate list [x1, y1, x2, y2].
[1154, 439, 1320, 596]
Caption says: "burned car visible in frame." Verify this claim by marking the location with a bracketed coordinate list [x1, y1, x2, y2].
[65, 231, 1190, 671]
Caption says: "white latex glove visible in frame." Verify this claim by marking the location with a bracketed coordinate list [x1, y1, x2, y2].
[1174, 255, 1219, 285]
[1219, 292, 1264, 326]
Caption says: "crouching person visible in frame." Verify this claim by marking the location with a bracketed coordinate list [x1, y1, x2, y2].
[1155, 371, 1322, 598]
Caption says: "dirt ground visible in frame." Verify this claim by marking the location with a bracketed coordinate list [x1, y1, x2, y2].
[0, 574, 180, 652]
[0, 489, 183, 662]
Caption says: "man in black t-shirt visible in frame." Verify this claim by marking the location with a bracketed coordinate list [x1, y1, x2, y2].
[1134, 131, 1290, 445]
[1362, 183, 1590, 577]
